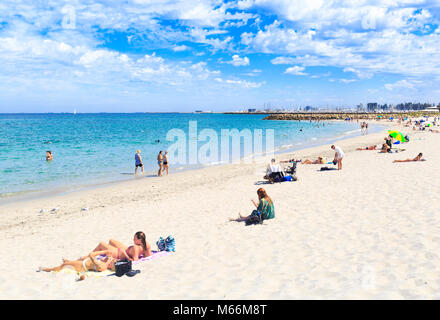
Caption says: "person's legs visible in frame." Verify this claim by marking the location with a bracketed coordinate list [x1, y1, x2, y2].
[40, 260, 84, 273]
[338, 158, 342, 170]
[229, 214, 250, 222]
[108, 239, 128, 251]
[92, 241, 110, 252]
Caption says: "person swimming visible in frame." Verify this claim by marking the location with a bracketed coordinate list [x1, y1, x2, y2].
[46, 151, 53, 161]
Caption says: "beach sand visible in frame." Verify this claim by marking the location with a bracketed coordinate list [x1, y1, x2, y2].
[1, 120, 440, 299]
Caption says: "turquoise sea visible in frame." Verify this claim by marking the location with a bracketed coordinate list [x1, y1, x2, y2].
[0, 113, 378, 199]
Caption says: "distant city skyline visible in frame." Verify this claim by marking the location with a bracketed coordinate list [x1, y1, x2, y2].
[1, 1, 440, 113]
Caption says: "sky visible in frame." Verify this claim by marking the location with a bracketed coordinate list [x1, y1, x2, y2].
[1, 0, 440, 113]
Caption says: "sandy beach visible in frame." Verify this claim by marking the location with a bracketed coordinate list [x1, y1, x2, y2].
[1, 120, 440, 300]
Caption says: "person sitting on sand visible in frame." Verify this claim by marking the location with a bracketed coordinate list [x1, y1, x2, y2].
[356, 145, 377, 151]
[90, 231, 152, 261]
[46, 151, 53, 161]
[385, 135, 394, 149]
[264, 159, 283, 183]
[393, 153, 426, 163]
[38, 250, 116, 274]
[380, 142, 390, 153]
[302, 156, 326, 164]
[135, 150, 144, 175]
[229, 188, 275, 223]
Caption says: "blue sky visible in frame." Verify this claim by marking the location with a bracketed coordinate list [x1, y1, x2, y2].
[1, 0, 440, 112]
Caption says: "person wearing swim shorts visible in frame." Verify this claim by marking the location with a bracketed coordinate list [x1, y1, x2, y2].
[162, 151, 169, 175]
[135, 150, 144, 175]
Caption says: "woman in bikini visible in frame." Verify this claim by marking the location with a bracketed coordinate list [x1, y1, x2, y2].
[301, 156, 326, 164]
[157, 151, 163, 176]
[90, 231, 152, 261]
[393, 153, 426, 163]
[38, 250, 116, 273]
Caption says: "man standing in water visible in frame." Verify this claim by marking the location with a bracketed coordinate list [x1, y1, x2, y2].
[331, 145, 344, 170]
[135, 150, 144, 175]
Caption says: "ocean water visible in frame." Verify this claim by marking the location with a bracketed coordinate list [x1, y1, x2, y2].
[0, 113, 375, 198]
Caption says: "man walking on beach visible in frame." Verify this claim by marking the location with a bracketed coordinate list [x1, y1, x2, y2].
[331, 145, 344, 170]
[135, 150, 144, 175]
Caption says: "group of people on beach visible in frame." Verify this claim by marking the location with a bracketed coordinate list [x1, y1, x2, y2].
[135, 150, 169, 176]
[39, 231, 152, 278]
[360, 122, 369, 135]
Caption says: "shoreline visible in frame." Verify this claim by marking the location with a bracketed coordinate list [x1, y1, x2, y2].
[0, 120, 385, 206]
[0, 121, 391, 232]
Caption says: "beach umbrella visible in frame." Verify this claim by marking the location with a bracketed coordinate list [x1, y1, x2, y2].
[388, 130, 406, 143]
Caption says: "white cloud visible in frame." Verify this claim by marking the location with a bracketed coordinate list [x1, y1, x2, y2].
[284, 66, 307, 75]
[270, 56, 297, 65]
[172, 45, 189, 52]
[385, 79, 419, 90]
[215, 77, 264, 88]
[226, 55, 250, 66]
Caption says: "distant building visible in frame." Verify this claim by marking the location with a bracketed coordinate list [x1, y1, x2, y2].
[367, 103, 378, 112]
[248, 108, 257, 113]
[304, 106, 317, 111]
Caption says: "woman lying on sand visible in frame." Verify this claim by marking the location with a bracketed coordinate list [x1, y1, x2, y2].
[229, 188, 275, 223]
[38, 250, 116, 274]
[356, 145, 377, 151]
[301, 156, 326, 164]
[90, 231, 152, 261]
[393, 153, 426, 163]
